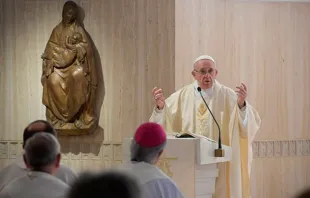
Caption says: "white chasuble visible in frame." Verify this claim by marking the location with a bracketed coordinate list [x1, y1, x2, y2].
[195, 98, 213, 139]
[150, 80, 261, 198]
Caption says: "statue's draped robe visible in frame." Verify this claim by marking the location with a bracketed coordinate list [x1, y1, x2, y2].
[150, 80, 261, 198]
[42, 22, 97, 124]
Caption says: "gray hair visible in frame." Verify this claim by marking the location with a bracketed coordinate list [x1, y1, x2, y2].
[130, 140, 166, 164]
[24, 132, 60, 170]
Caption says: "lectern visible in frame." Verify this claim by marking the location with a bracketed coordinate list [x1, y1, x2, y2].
[122, 135, 232, 198]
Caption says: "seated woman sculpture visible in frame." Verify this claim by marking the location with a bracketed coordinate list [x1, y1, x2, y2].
[41, 1, 98, 135]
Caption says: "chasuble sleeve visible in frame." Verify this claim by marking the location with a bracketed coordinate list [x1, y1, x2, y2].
[238, 103, 248, 131]
[225, 88, 253, 138]
[149, 90, 181, 132]
[149, 107, 165, 125]
[236, 101, 262, 139]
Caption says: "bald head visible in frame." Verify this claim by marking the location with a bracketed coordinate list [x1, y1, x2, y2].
[23, 120, 56, 148]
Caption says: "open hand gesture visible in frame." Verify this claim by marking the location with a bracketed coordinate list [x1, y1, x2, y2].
[152, 87, 165, 110]
[235, 83, 247, 108]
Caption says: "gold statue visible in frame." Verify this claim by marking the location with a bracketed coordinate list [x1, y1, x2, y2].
[41, 1, 98, 136]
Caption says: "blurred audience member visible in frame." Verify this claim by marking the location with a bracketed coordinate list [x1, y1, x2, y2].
[67, 170, 141, 198]
[119, 122, 184, 198]
[0, 120, 77, 191]
[0, 133, 68, 198]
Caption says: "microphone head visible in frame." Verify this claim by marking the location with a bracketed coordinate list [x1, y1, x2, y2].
[197, 87, 201, 92]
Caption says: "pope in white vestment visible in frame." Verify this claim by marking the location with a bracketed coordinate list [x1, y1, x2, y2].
[150, 55, 261, 198]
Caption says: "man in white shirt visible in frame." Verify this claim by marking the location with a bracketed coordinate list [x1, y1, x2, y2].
[0, 120, 77, 191]
[119, 122, 184, 198]
[0, 132, 69, 198]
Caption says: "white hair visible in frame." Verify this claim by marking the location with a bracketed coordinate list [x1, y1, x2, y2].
[130, 140, 166, 164]
[24, 132, 60, 170]
[193, 55, 216, 68]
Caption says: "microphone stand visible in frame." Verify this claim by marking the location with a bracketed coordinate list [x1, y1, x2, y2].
[197, 87, 224, 157]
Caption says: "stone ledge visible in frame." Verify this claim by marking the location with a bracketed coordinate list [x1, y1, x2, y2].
[1, 140, 309, 159]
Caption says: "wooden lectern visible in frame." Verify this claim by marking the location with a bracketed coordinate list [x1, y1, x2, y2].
[122, 134, 232, 198]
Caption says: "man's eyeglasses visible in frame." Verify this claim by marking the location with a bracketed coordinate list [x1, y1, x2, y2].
[193, 69, 214, 75]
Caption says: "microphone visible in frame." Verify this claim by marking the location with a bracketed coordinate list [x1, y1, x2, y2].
[197, 87, 224, 157]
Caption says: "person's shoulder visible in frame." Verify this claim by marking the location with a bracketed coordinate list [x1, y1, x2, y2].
[50, 175, 70, 188]
[150, 177, 178, 186]
[0, 163, 15, 175]
[180, 82, 195, 92]
[56, 164, 78, 185]
[1, 173, 29, 193]
[0, 187, 11, 198]
[145, 178, 183, 197]
[35, 174, 69, 198]
[145, 167, 177, 187]
[59, 164, 76, 174]
[0, 163, 26, 189]
[169, 82, 195, 97]
[39, 172, 69, 189]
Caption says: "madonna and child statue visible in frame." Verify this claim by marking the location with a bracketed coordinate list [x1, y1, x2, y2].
[41, 1, 98, 135]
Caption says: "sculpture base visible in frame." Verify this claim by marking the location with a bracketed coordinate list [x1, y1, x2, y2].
[53, 119, 98, 136]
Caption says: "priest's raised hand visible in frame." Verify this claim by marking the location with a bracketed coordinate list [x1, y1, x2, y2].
[152, 87, 165, 110]
[235, 82, 247, 108]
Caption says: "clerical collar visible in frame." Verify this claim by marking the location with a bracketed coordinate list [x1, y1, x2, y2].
[194, 81, 213, 98]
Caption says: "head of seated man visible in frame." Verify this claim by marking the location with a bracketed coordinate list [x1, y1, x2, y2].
[23, 120, 77, 182]
[23, 120, 77, 181]
[0, 133, 68, 198]
[130, 122, 167, 164]
[0, 120, 76, 192]
[23, 132, 61, 175]
[23, 120, 56, 148]
[67, 171, 141, 198]
[118, 122, 184, 198]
